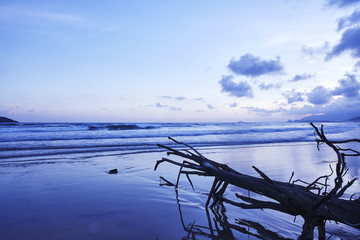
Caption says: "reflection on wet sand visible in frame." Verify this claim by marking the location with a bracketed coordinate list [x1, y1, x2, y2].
[175, 188, 292, 240]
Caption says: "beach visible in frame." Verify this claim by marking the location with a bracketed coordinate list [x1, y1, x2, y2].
[1, 122, 360, 239]
[4, 0, 360, 238]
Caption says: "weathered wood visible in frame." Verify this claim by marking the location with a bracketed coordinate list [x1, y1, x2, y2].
[155, 124, 360, 239]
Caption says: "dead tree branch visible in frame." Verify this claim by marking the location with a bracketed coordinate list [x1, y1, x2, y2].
[155, 124, 360, 239]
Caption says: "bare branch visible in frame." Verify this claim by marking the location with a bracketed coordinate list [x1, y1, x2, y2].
[322, 139, 360, 144]
[180, 170, 211, 176]
[335, 178, 358, 198]
[155, 158, 203, 171]
[288, 171, 295, 183]
[253, 166, 274, 185]
[168, 137, 207, 160]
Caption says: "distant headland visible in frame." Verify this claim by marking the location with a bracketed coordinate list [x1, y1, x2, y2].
[0, 116, 18, 123]
[292, 114, 360, 122]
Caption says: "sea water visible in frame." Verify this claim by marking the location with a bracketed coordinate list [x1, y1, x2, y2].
[1, 121, 359, 161]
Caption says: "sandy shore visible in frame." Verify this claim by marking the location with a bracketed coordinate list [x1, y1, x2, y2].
[1, 143, 359, 239]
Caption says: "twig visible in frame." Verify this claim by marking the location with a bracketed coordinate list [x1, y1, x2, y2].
[160, 176, 175, 186]
[288, 171, 294, 183]
[168, 137, 207, 160]
[253, 166, 274, 185]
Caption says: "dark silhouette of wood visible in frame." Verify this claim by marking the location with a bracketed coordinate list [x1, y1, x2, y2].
[155, 123, 360, 239]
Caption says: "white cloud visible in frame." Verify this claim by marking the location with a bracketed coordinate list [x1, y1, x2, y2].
[283, 90, 305, 104]
[219, 75, 253, 98]
[327, 27, 360, 59]
[285, 96, 360, 120]
[289, 73, 314, 82]
[327, 0, 360, 8]
[227, 54, 284, 77]
[307, 86, 333, 105]
[229, 102, 238, 108]
[337, 9, 360, 31]
[207, 104, 215, 110]
[169, 106, 182, 111]
[155, 103, 182, 111]
[332, 73, 360, 97]
[258, 82, 282, 90]
[301, 42, 330, 58]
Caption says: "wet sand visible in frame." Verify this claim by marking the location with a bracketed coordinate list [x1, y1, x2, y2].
[0, 142, 359, 239]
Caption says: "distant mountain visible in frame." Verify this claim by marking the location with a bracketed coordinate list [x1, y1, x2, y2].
[0, 116, 18, 123]
[296, 114, 341, 122]
[349, 116, 360, 122]
[296, 114, 360, 122]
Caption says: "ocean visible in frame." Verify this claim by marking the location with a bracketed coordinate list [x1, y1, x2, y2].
[1, 121, 360, 239]
[1, 121, 360, 161]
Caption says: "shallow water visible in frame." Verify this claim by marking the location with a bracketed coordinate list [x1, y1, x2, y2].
[1, 140, 359, 239]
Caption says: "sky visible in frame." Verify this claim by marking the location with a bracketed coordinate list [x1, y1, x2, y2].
[1, 0, 360, 122]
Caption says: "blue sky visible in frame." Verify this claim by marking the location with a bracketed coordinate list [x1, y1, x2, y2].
[1, 0, 360, 122]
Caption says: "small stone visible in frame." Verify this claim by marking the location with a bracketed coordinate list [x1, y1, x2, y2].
[109, 169, 118, 174]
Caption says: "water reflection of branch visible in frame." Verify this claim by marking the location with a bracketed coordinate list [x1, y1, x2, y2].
[235, 218, 293, 240]
[175, 189, 218, 239]
[175, 188, 291, 240]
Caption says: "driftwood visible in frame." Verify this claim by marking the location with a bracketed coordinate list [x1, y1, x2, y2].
[155, 123, 360, 239]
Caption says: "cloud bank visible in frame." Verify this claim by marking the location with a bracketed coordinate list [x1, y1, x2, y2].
[290, 74, 360, 119]
[241, 72, 360, 120]
[217, 2, 360, 121]
[337, 9, 360, 30]
[227, 54, 284, 77]
[327, 27, 360, 59]
[327, 0, 360, 8]
[332, 73, 360, 97]
[305, 74, 360, 105]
